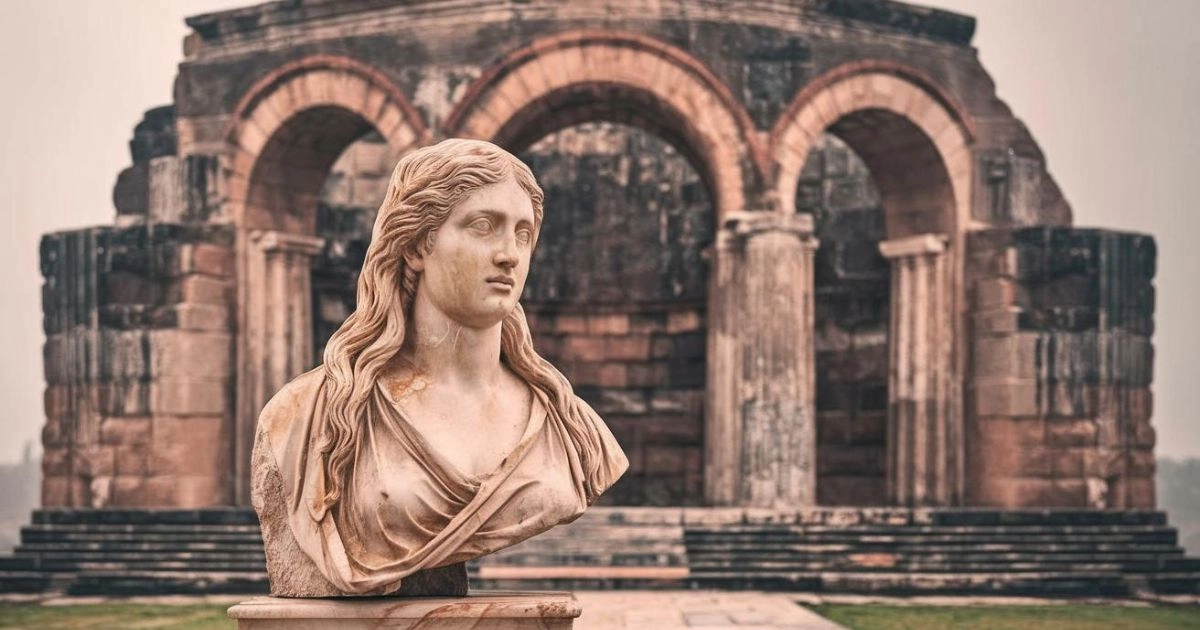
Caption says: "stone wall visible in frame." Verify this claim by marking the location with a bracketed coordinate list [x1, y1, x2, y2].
[966, 228, 1156, 508]
[41, 225, 236, 508]
[798, 136, 890, 506]
[519, 124, 711, 506]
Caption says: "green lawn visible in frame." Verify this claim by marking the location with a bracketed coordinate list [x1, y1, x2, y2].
[0, 603, 233, 630]
[809, 604, 1200, 630]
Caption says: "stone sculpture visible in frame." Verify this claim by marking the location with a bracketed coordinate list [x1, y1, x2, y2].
[249, 138, 628, 597]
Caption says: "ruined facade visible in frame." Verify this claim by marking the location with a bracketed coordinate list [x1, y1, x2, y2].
[41, 0, 1157, 512]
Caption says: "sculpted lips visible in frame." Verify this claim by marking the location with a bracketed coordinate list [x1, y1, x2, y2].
[486, 275, 515, 289]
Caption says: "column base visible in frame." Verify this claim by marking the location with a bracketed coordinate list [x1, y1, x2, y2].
[227, 591, 581, 629]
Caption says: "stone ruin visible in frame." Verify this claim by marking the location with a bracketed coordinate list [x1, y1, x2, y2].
[8, 0, 1194, 597]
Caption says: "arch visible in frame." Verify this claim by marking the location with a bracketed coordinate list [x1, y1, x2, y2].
[770, 60, 975, 235]
[444, 30, 765, 220]
[222, 55, 430, 505]
[773, 61, 977, 507]
[223, 54, 430, 233]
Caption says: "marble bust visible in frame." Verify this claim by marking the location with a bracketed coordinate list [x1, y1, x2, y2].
[250, 138, 628, 597]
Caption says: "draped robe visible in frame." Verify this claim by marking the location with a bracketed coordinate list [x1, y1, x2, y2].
[251, 367, 628, 596]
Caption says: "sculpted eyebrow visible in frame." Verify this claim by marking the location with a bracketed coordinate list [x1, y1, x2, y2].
[463, 209, 533, 228]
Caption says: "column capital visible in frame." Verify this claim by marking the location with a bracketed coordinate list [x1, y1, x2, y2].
[879, 233, 948, 259]
[718, 212, 818, 249]
[250, 230, 326, 256]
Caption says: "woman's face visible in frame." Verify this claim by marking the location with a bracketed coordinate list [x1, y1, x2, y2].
[411, 174, 537, 329]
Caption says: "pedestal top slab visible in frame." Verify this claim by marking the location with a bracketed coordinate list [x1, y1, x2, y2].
[228, 591, 581, 622]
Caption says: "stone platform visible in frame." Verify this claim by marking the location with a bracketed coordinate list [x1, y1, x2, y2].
[2, 507, 1198, 597]
[227, 592, 580, 629]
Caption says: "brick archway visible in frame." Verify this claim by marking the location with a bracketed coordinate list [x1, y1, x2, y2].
[444, 30, 764, 220]
[770, 61, 975, 233]
[222, 55, 429, 505]
[224, 54, 429, 234]
[771, 61, 976, 507]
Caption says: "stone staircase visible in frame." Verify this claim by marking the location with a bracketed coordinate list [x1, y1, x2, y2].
[1, 507, 1197, 597]
[0, 509, 267, 595]
[682, 509, 1200, 596]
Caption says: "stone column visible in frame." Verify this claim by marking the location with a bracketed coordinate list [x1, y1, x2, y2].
[879, 233, 952, 507]
[235, 230, 325, 505]
[706, 213, 819, 507]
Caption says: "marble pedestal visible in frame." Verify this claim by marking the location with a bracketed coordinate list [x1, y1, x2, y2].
[227, 591, 581, 629]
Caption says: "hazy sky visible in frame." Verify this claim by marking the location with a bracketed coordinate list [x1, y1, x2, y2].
[0, 1, 1196, 464]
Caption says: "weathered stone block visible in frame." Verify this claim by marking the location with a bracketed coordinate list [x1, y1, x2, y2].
[974, 278, 1022, 310]
[972, 380, 1040, 417]
[163, 303, 231, 331]
[41, 476, 70, 507]
[149, 416, 227, 477]
[99, 417, 152, 446]
[666, 311, 702, 333]
[592, 389, 648, 415]
[114, 443, 150, 477]
[149, 330, 232, 378]
[644, 446, 686, 475]
[150, 380, 229, 415]
[605, 335, 650, 361]
[176, 276, 231, 305]
[1045, 419, 1097, 448]
[587, 314, 630, 336]
[181, 243, 235, 277]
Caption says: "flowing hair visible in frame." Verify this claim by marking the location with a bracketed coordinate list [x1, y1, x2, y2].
[317, 138, 608, 511]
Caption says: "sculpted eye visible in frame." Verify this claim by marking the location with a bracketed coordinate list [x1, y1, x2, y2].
[516, 228, 533, 245]
[469, 218, 494, 234]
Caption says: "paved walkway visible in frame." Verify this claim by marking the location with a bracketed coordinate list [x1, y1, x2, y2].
[573, 591, 846, 629]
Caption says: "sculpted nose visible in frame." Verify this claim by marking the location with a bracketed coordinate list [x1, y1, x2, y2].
[494, 243, 518, 269]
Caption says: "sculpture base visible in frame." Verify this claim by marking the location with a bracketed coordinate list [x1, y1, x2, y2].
[227, 591, 581, 629]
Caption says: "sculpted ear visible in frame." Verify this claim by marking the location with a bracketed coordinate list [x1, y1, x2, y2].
[404, 249, 425, 272]
[403, 230, 437, 272]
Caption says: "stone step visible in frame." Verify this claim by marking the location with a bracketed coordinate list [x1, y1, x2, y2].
[12, 560, 267, 573]
[476, 553, 685, 567]
[65, 570, 270, 596]
[686, 524, 1178, 535]
[685, 533, 1178, 545]
[7, 550, 267, 564]
[689, 571, 1131, 595]
[31, 509, 259, 527]
[1145, 573, 1200, 594]
[686, 551, 1182, 564]
[16, 541, 267, 553]
[689, 560, 1163, 573]
[1164, 557, 1200, 571]
[929, 511, 1167, 527]
[686, 542, 1185, 554]
[22, 523, 263, 535]
[18, 531, 264, 544]
[0, 570, 63, 594]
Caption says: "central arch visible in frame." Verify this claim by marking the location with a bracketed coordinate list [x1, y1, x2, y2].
[444, 30, 764, 220]
[447, 31, 764, 505]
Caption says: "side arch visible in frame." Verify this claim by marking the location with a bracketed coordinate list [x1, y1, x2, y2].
[444, 30, 766, 220]
[770, 60, 975, 233]
[771, 61, 977, 506]
[223, 54, 430, 233]
[221, 55, 430, 505]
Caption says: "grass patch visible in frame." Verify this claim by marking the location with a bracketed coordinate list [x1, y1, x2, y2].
[808, 603, 1200, 630]
[0, 603, 233, 630]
